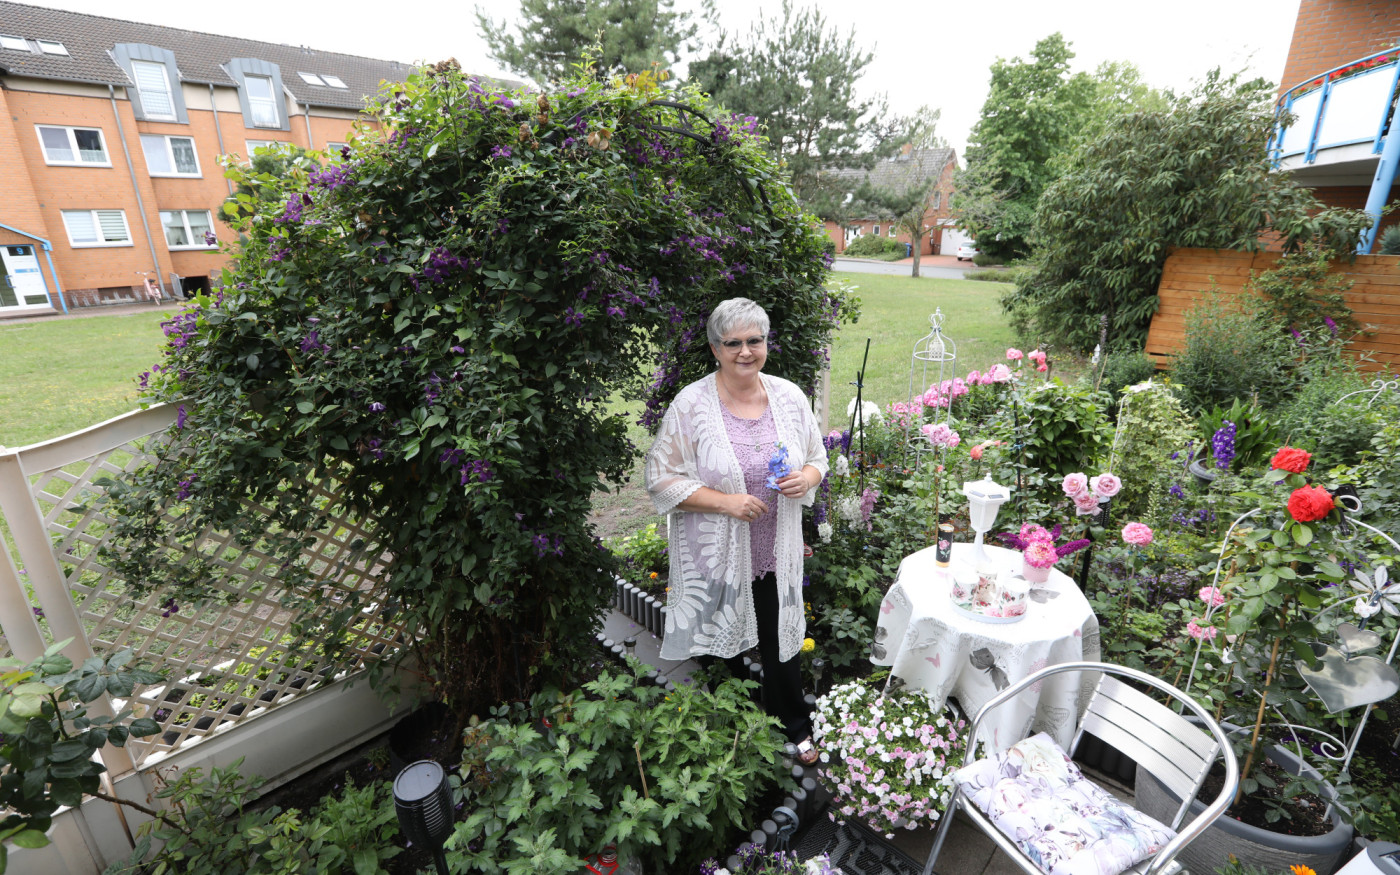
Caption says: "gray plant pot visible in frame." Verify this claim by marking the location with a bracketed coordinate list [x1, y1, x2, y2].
[1135, 740, 1353, 875]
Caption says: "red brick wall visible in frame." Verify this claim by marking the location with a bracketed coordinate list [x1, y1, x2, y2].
[1279, 0, 1400, 93]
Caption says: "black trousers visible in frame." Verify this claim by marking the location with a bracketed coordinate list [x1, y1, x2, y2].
[700, 572, 811, 743]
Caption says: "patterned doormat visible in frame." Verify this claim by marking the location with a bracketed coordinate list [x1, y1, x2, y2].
[792, 815, 926, 875]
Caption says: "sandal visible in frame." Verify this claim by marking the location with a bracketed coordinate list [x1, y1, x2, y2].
[796, 736, 820, 766]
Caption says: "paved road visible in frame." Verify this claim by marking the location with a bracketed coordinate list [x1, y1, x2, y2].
[832, 258, 978, 280]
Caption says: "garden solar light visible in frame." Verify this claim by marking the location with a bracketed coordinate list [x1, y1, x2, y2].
[963, 478, 1010, 568]
[394, 759, 454, 875]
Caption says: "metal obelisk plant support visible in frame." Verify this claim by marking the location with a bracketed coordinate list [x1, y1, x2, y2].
[904, 309, 957, 472]
[849, 338, 871, 493]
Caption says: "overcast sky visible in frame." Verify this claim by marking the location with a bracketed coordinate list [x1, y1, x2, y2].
[37, 0, 1303, 153]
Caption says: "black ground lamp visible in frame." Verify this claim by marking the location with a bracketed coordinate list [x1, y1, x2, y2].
[394, 759, 455, 875]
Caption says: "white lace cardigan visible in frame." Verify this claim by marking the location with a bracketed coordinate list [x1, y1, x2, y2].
[644, 372, 828, 662]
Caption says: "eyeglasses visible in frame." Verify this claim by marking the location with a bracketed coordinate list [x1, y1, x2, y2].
[720, 336, 767, 351]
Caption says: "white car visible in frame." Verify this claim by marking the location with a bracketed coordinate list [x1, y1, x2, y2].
[956, 242, 980, 261]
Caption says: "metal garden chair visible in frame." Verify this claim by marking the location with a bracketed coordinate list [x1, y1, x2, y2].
[921, 661, 1239, 875]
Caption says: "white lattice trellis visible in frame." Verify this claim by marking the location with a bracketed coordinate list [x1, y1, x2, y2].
[0, 405, 410, 772]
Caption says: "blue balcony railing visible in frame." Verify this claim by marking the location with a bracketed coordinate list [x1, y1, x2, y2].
[1270, 45, 1399, 164]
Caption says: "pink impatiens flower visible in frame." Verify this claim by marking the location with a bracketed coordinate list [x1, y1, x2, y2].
[1121, 522, 1154, 546]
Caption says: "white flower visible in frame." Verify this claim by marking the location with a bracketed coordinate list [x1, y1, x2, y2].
[818, 521, 833, 543]
[1354, 598, 1382, 618]
[837, 495, 861, 523]
[846, 398, 883, 427]
[833, 454, 850, 477]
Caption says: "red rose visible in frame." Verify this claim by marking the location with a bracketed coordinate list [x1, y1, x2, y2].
[1270, 446, 1312, 474]
[1287, 485, 1334, 522]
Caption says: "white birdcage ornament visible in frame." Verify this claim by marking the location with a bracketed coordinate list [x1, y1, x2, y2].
[905, 308, 957, 468]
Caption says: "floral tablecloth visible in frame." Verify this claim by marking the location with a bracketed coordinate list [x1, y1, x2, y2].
[871, 543, 1101, 751]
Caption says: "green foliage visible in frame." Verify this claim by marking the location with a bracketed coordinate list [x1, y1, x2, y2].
[447, 666, 786, 873]
[1378, 224, 1400, 255]
[842, 235, 905, 259]
[1007, 381, 1113, 479]
[1170, 297, 1295, 411]
[970, 252, 1004, 267]
[962, 268, 1022, 285]
[0, 641, 162, 871]
[953, 36, 1165, 261]
[1096, 349, 1158, 401]
[1274, 366, 1399, 470]
[608, 522, 668, 580]
[100, 66, 850, 720]
[107, 760, 319, 875]
[1103, 381, 1194, 519]
[690, 0, 893, 205]
[1196, 399, 1280, 472]
[476, 0, 701, 85]
[304, 778, 401, 875]
[1014, 70, 1374, 351]
[222, 144, 316, 225]
[1248, 245, 1357, 336]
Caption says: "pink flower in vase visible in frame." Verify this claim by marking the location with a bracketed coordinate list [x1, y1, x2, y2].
[1023, 540, 1059, 569]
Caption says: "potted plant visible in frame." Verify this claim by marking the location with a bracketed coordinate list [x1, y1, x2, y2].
[997, 522, 1090, 583]
[1135, 446, 1358, 875]
[810, 672, 966, 840]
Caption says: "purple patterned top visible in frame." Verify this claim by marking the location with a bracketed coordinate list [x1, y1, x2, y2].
[721, 403, 778, 576]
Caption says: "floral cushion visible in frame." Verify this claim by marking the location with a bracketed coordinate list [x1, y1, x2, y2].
[954, 733, 1175, 875]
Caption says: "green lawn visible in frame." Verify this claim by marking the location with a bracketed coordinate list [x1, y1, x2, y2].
[0, 311, 171, 447]
[826, 273, 1021, 423]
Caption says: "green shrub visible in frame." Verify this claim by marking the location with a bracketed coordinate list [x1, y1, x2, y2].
[1097, 349, 1159, 401]
[1276, 367, 1400, 470]
[1378, 224, 1400, 255]
[1103, 381, 1195, 519]
[449, 667, 785, 874]
[1170, 297, 1293, 411]
[843, 235, 905, 259]
[607, 522, 668, 589]
[1009, 381, 1113, 479]
[971, 251, 1004, 267]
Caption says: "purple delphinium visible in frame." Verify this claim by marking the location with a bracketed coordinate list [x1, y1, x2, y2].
[1211, 420, 1236, 471]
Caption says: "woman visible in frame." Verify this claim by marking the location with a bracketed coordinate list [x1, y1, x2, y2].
[645, 297, 828, 761]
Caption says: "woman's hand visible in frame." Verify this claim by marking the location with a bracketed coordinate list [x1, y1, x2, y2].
[776, 469, 816, 500]
[728, 493, 769, 522]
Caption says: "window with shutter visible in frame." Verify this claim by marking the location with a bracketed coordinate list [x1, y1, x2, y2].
[246, 75, 279, 127]
[97, 211, 129, 243]
[132, 60, 175, 119]
[61, 210, 130, 246]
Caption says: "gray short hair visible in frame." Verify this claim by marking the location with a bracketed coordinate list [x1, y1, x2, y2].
[706, 298, 770, 346]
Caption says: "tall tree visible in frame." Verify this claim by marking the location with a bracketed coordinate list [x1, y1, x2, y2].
[690, 0, 893, 204]
[858, 107, 947, 278]
[1011, 70, 1373, 351]
[952, 33, 1091, 260]
[476, 0, 703, 85]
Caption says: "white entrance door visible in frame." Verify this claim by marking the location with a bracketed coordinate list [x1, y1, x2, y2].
[0, 245, 50, 310]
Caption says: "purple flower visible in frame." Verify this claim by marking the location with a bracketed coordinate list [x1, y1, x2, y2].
[439, 448, 465, 466]
[309, 164, 354, 191]
[203, 231, 218, 245]
[175, 405, 188, 429]
[176, 475, 196, 500]
[459, 459, 494, 484]
[367, 438, 384, 460]
[490, 145, 512, 159]
[563, 307, 584, 327]
[32, 606, 44, 620]
[300, 330, 329, 354]
[450, 345, 465, 354]
[1324, 316, 1338, 337]
[1211, 420, 1236, 471]
[368, 401, 386, 413]
[161, 597, 180, 618]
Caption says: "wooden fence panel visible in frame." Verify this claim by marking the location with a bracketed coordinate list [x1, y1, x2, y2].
[1144, 248, 1400, 372]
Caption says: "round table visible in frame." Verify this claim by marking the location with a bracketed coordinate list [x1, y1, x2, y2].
[870, 542, 1101, 751]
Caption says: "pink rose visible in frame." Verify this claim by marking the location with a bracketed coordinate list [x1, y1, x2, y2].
[1186, 619, 1218, 640]
[1121, 522, 1154, 546]
[1073, 490, 1100, 515]
[1006, 348, 1023, 361]
[1029, 349, 1047, 365]
[1036, 364, 1048, 372]
[1062, 473, 1088, 496]
[1090, 472, 1121, 498]
[1198, 586, 1226, 607]
[987, 364, 1012, 383]
[1023, 540, 1059, 568]
[966, 369, 981, 383]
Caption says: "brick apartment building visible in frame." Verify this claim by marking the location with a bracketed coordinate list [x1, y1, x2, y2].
[1272, 0, 1400, 252]
[820, 146, 960, 257]
[0, 2, 503, 317]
